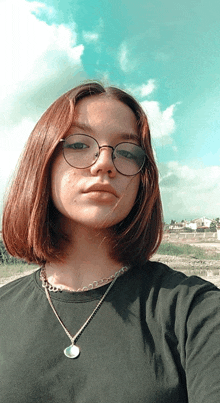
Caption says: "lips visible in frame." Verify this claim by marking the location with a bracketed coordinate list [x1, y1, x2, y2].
[83, 183, 118, 197]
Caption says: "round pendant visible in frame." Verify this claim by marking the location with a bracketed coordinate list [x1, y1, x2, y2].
[64, 344, 80, 359]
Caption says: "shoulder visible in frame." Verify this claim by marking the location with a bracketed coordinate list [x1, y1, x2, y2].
[139, 261, 220, 392]
[144, 259, 218, 292]
[139, 260, 220, 317]
[0, 269, 41, 305]
[141, 260, 220, 330]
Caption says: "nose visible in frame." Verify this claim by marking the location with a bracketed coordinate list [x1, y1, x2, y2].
[90, 145, 117, 177]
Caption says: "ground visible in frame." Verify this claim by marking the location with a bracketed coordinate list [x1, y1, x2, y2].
[1, 241, 220, 288]
[153, 240, 220, 287]
[152, 253, 220, 287]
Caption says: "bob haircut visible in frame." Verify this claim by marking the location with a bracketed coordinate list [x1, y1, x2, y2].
[2, 82, 163, 266]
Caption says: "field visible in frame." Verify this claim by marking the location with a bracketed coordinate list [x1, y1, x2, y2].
[153, 239, 220, 287]
[1, 238, 220, 288]
[0, 263, 37, 287]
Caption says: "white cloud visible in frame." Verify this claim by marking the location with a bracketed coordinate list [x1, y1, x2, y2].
[159, 162, 220, 221]
[29, 1, 57, 19]
[141, 100, 178, 142]
[0, 118, 35, 177]
[140, 79, 156, 97]
[118, 42, 129, 72]
[82, 31, 99, 43]
[118, 42, 136, 73]
[0, 0, 84, 103]
[0, 0, 87, 211]
[126, 80, 179, 145]
[0, 117, 36, 212]
[128, 79, 156, 98]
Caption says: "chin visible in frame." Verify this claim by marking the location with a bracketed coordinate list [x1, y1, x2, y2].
[60, 207, 132, 231]
[73, 215, 125, 230]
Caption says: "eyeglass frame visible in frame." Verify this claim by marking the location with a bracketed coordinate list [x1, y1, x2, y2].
[59, 134, 147, 176]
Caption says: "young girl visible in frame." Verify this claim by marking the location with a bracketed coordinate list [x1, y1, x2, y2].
[1, 82, 220, 402]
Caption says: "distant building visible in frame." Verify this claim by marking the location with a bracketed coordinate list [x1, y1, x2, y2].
[168, 217, 218, 232]
[186, 222, 197, 230]
[217, 225, 220, 240]
[169, 222, 185, 231]
[190, 217, 213, 229]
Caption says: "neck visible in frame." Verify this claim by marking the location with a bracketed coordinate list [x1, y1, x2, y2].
[45, 225, 123, 291]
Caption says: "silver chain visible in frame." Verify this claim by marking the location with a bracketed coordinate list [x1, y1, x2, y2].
[41, 266, 128, 345]
[40, 266, 128, 292]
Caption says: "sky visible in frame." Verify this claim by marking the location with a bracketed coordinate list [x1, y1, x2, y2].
[0, 0, 220, 224]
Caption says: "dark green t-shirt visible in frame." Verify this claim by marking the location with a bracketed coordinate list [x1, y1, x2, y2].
[1, 261, 220, 402]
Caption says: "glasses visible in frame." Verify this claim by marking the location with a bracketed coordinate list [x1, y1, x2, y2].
[60, 134, 146, 176]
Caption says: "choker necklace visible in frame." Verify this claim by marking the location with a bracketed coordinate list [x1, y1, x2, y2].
[40, 266, 129, 358]
[40, 266, 129, 292]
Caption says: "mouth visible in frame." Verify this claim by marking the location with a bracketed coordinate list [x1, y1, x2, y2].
[83, 183, 118, 197]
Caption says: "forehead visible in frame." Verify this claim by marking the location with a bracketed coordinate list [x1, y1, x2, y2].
[73, 95, 138, 134]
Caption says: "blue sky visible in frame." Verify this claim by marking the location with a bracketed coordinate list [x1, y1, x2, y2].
[0, 0, 219, 224]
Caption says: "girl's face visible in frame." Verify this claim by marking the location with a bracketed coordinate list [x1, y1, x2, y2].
[50, 95, 141, 232]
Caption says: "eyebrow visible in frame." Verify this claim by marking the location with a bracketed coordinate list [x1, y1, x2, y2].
[69, 122, 140, 143]
[70, 122, 92, 133]
[119, 133, 140, 142]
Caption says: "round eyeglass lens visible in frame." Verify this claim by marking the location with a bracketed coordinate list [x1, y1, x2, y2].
[63, 134, 99, 169]
[114, 143, 146, 176]
[62, 134, 146, 176]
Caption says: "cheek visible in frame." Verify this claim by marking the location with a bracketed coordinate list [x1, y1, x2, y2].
[50, 161, 76, 212]
[51, 175, 68, 207]
[120, 175, 141, 212]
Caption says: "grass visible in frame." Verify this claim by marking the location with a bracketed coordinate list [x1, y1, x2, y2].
[0, 263, 37, 279]
[157, 242, 220, 260]
[1, 242, 220, 281]
[0, 240, 37, 280]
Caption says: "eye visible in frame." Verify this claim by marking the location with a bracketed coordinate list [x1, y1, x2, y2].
[116, 149, 136, 160]
[66, 142, 89, 150]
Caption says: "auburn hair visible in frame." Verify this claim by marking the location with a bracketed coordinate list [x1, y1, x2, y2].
[2, 82, 163, 266]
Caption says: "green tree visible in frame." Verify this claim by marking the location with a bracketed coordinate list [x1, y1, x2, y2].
[210, 222, 217, 232]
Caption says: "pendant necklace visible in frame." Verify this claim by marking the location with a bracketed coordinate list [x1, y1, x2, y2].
[40, 266, 129, 359]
